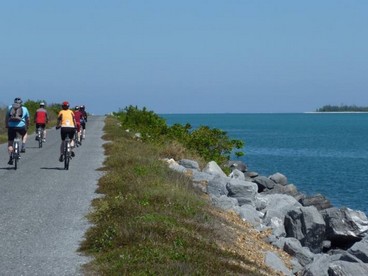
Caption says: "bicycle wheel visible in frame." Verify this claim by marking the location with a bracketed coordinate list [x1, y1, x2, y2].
[39, 131, 43, 148]
[14, 141, 19, 170]
[64, 139, 70, 170]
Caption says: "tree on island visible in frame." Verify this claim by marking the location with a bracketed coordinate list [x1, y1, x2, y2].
[316, 104, 368, 112]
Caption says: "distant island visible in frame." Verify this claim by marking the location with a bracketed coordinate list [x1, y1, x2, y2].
[316, 104, 368, 112]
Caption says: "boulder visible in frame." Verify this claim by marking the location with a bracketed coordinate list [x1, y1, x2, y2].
[211, 195, 239, 212]
[299, 193, 332, 211]
[321, 207, 368, 249]
[284, 206, 326, 253]
[178, 159, 200, 170]
[253, 176, 276, 192]
[203, 161, 227, 177]
[227, 160, 247, 172]
[226, 179, 258, 206]
[269, 172, 288, 186]
[228, 169, 246, 181]
[207, 175, 229, 197]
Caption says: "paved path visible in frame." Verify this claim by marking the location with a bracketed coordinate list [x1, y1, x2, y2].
[0, 116, 105, 275]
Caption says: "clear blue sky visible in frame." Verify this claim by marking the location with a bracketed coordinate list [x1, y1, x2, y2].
[1, 1, 367, 115]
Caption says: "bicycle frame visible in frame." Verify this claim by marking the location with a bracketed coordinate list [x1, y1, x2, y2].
[12, 136, 21, 170]
[63, 137, 72, 170]
[37, 127, 43, 148]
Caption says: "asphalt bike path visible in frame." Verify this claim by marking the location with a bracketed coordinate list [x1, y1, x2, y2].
[0, 116, 106, 275]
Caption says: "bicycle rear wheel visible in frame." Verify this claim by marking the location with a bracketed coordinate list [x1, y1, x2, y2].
[64, 139, 70, 170]
[14, 141, 19, 170]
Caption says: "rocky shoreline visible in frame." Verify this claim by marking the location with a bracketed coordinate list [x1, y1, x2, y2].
[164, 158, 368, 275]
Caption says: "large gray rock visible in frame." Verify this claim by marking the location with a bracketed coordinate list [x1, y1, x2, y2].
[299, 193, 332, 211]
[178, 159, 200, 170]
[238, 204, 262, 227]
[348, 236, 368, 263]
[264, 251, 292, 275]
[321, 207, 368, 249]
[211, 195, 239, 212]
[227, 160, 247, 172]
[258, 194, 302, 225]
[283, 238, 315, 267]
[253, 175, 276, 192]
[203, 161, 227, 177]
[228, 168, 246, 181]
[207, 175, 229, 197]
[284, 206, 326, 253]
[226, 179, 258, 207]
[269, 172, 288, 186]
[327, 260, 368, 275]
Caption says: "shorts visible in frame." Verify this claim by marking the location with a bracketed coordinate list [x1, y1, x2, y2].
[36, 123, 46, 129]
[60, 127, 76, 141]
[8, 127, 27, 141]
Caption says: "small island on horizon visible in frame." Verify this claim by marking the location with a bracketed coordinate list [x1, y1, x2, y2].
[315, 104, 368, 112]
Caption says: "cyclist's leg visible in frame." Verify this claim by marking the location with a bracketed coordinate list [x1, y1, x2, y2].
[42, 124, 47, 141]
[21, 129, 27, 152]
[7, 128, 16, 164]
[59, 128, 67, 161]
[67, 128, 76, 157]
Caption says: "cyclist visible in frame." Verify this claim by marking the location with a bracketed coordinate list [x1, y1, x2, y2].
[56, 101, 76, 162]
[73, 106, 82, 144]
[79, 105, 87, 139]
[34, 102, 49, 142]
[5, 97, 30, 165]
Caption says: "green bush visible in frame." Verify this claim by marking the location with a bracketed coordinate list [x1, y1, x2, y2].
[116, 106, 245, 166]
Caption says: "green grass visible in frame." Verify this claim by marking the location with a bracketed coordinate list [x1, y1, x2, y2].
[79, 116, 288, 275]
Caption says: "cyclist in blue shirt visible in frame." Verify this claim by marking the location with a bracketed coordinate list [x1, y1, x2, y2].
[5, 97, 30, 165]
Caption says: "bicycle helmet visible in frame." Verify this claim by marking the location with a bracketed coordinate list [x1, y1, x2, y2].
[62, 101, 69, 110]
[14, 97, 23, 104]
[75, 106, 80, 110]
[80, 105, 85, 110]
[40, 102, 45, 107]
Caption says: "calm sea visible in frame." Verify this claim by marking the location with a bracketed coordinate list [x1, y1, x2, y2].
[161, 113, 368, 215]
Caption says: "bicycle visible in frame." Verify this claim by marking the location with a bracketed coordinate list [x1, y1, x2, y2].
[36, 127, 44, 148]
[12, 136, 21, 170]
[63, 136, 73, 170]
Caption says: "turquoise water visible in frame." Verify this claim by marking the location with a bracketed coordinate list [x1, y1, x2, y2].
[162, 113, 368, 215]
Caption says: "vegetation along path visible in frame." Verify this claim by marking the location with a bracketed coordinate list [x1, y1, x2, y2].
[0, 116, 105, 275]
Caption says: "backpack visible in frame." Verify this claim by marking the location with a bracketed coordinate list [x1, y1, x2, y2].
[9, 103, 23, 122]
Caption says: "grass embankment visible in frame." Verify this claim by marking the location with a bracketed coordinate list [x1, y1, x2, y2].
[80, 116, 290, 275]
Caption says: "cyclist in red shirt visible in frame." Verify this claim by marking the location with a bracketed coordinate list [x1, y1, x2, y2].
[79, 105, 87, 139]
[34, 102, 49, 142]
[73, 106, 82, 145]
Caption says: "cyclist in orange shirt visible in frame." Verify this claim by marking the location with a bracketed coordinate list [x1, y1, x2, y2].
[56, 101, 77, 162]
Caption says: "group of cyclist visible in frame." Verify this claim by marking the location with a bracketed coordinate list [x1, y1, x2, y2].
[5, 97, 87, 165]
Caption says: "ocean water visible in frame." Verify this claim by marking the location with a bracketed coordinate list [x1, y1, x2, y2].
[162, 113, 368, 215]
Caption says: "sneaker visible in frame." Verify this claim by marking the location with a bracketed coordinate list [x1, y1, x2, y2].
[42, 139, 46, 142]
[71, 151, 75, 157]
[7, 157, 13, 165]
[59, 155, 64, 162]
[21, 148, 26, 153]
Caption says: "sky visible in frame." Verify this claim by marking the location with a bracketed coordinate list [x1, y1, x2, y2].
[1, 1, 368, 115]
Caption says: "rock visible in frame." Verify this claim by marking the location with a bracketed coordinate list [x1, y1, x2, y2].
[321, 207, 368, 249]
[211, 195, 239, 212]
[207, 175, 230, 197]
[226, 179, 258, 207]
[253, 176, 276, 192]
[347, 236, 368, 263]
[284, 206, 326, 253]
[283, 237, 314, 267]
[229, 169, 246, 181]
[269, 172, 288, 186]
[299, 193, 332, 211]
[264, 251, 292, 275]
[238, 204, 262, 227]
[227, 160, 247, 172]
[178, 159, 200, 170]
[203, 161, 227, 177]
